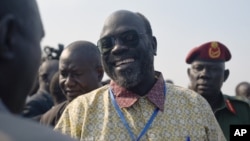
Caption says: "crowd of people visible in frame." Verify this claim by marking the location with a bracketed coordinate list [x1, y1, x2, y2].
[0, 0, 249, 141]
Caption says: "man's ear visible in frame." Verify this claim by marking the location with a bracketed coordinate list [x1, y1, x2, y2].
[152, 36, 157, 56]
[187, 68, 191, 77]
[0, 14, 16, 60]
[224, 69, 230, 82]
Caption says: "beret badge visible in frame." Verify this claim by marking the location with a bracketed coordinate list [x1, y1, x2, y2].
[185, 41, 231, 64]
[208, 42, 221, 59]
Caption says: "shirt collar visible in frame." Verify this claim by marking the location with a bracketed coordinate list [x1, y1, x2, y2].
[110, 71, 166, 111]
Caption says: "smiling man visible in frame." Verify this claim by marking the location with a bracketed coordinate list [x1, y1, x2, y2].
[55, 10, 226, 141]
[186, 41, 250, 141]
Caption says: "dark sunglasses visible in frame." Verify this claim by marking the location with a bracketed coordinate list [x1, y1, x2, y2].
[97, 30, 146, 53]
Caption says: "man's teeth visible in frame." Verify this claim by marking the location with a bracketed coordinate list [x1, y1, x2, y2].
[116, 58, 134, 66]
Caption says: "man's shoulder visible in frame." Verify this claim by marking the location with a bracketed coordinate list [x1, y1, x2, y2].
[40, 101, 68, 126]
[223, 94, 250, 108]
[166, 84, 213, 108]
[0, 113, 76, 141]
[68, 85, 109, 107]
[224, 95, 250, 104]
[77, 85, 109, 99]
[166, 83, 208, 105]
[41, 102, 68, 118]
[51, 101, 68, 111]
[166, 83, 200, 98]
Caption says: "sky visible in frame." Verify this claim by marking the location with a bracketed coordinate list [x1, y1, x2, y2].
[37, 0, 250, 96]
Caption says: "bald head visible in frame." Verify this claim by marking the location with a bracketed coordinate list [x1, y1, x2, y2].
[100, 10, 152, 38]
[61, 41, 101, 68]
[59, 40, 103, 101]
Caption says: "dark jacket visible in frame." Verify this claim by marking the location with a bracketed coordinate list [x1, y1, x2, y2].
[22, 90, 53, 118]
[215, 94, 250, 141]
[40, 101, 68, 127]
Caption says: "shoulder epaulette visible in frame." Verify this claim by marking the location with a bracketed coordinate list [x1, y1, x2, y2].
[225, 99, 236, 114]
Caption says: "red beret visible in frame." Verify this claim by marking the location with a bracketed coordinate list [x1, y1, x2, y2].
[185, 41, 231, 64]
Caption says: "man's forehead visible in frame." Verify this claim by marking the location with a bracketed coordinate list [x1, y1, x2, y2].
[106, 10, 139, 22]
[100, 11, 145, 37]
[191, 60, 225, 66]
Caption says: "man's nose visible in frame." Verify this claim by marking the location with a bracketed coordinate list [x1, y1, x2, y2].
[65, 75, 75, 87]
[200, 68, 211, 78]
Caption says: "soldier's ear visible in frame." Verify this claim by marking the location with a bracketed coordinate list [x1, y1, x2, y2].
[152, 36, 157, 56]
[224, 69, 229, 82]
[187, 68, 191, 77]
[0, 14, 16, 61]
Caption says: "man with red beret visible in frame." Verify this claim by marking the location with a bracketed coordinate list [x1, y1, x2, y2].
[186, 41, 250, 141]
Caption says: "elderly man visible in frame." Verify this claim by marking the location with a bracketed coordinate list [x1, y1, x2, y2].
[186, 41, 250, 141]
[40, 40, 103, 127]
[55, 10, 225, 141]
[0, 0, 76, 140]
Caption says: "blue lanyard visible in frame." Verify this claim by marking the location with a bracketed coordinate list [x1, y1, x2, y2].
[109, 84, 166, 141]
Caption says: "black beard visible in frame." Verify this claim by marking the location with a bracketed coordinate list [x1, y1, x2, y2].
[112, 67, 141, 88]
[104, 57, 154, 89]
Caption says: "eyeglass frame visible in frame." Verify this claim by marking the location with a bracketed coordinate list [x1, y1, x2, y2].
[97, 30, 147, 54]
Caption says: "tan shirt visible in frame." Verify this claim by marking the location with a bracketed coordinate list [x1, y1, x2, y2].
[55, 83, 226, 141]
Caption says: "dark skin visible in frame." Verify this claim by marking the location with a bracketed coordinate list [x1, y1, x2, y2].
[59, 41, 103, 102]
[49, 72, 66, 105]
[187, 60, 229, 111]
[100, 10, 157, 96]
[38, 60, 59, 93]
[0, 0, 44, 114]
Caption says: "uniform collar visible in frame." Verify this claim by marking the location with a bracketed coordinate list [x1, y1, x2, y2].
[215, 94, 236, 115]
[223, 95, 236, 114]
